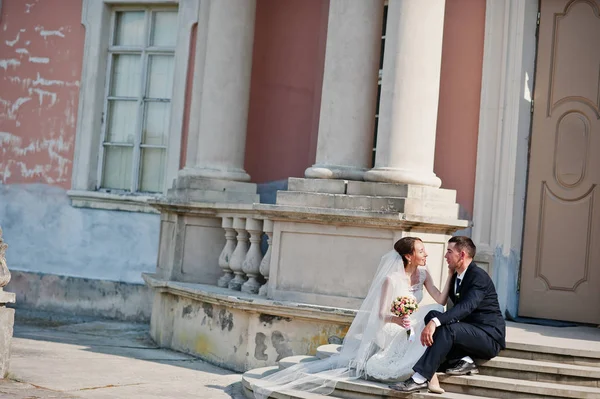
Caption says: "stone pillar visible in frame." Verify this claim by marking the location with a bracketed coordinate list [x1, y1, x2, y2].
[170, 0, 258, 204]
[228, 217, 249, 291]
[217, 217, 236, 288]
[364, 0, 446, 187]
[305, 0, 384, 181]
[0, 227, 15, 379]
[258, 219, 274, 296]
[241, 218, 263, 294]
[182, 0, 256, 182]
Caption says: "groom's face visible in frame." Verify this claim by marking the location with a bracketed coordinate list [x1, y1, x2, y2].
[445, 243, 461, 271]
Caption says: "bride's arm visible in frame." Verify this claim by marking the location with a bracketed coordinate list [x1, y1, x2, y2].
[424, 268, 453, 305]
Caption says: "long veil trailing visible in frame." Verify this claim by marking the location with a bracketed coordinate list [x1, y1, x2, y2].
[252, 250, 411, 398]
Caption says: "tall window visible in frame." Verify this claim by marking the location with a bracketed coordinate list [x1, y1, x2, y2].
[99, 7, 177, 193]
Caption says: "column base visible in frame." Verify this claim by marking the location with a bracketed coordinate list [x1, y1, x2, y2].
[168, 173, 259, 204]
[364, 167, 442, 188]
[180, 166, 251, 182]
[279, 178, 459, 219]
[305, 164, 367, 181]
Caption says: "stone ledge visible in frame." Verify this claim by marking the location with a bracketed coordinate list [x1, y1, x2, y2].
[254, 204, 468, 232]
[0, 291, 15, 304]
[142, 273, 356, 324]
[67, 190, 160, 214]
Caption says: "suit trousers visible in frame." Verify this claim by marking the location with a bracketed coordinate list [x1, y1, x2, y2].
[412, 310, 502, 380]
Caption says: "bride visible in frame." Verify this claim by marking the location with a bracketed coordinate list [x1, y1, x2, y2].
[252, 237, 453, 398]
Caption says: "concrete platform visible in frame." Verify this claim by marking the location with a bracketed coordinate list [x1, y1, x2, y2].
[0, 317, 245, 399]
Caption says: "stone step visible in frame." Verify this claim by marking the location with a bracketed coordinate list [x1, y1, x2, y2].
[316, 343, 341, 359]
[478, 356, 600, 387]
[278, 355, 319, 370]
[439, 374, 600, 398]
[501, 347, 600, 368]
[243, 366, 496, 399]
[276, 191, 459, 218]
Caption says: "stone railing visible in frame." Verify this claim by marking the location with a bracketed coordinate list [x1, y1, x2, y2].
[0, 226, 16, 378]
[216, 214, 274, 296]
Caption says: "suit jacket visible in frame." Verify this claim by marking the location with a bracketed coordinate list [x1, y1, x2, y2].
[437, 262, 506, 349]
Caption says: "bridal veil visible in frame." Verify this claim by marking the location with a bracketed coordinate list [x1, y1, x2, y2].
[252, 250, 411, 398]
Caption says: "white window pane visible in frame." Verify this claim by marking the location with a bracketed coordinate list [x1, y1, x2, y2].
[147, 55, 174, 99]
[114, 11, 146, 46]
[151, 11, 178, 47]
[107, 100, 138, 143]
[102, 146, 133, 190]
[110, 54, 141, 97]
[143, 102, 170, 146]
[139, 148, 166, 192]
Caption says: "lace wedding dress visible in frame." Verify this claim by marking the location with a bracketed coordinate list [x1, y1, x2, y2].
[252, 251, 442, 399]
[365, 267, 442, 382]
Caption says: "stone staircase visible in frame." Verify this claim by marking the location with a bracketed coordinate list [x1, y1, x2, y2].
[242, 325, 600, 399]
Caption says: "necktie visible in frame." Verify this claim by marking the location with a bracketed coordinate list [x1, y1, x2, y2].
[456, 278, 462, 294]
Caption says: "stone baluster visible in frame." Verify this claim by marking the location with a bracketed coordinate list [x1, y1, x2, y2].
[217, 217, 236, 288]
[241, 218, 263, 294]
[258, 219, 274, 296]
[228, 217, 249, 291]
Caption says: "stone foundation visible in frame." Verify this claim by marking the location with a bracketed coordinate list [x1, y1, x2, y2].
[6, 271, 151, 322]
[144, 274, 352, 372]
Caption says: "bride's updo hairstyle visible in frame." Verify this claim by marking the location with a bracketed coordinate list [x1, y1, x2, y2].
[394, 237, 423, 267]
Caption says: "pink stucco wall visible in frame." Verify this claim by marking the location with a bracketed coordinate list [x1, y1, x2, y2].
[244, 0, 329, 183]
[0, 0, 84, 188]
[434, 0, 486, 216]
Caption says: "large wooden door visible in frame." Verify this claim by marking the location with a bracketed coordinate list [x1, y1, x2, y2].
[519, 0, 600, 324]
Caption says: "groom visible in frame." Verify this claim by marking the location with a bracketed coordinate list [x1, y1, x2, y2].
[389, 236, 506, 393]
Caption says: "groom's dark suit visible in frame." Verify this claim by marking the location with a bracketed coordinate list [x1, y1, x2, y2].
[412, 262, 506, 380]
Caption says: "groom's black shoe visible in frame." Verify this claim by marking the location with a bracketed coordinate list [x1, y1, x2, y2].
[445, 360, 479, 376]
[388, 377, 428, 393]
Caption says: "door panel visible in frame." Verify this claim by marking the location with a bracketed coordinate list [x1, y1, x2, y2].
[519, 0, 600, 324]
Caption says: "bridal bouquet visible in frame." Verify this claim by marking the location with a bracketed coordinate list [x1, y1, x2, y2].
[390, 295, 418, 317]
[390, 296, 418, 340]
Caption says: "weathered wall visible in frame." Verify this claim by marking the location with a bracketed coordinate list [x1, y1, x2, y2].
[0, 0, 83, 187]
[244, 0, 328, 184]
[0, 184, 158, 283]
[0, 2, 160, 316]
[150, 291, 350, 372]
[434, 0, 486, 217]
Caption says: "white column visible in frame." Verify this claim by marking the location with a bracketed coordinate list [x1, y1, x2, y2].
[364, 0, 445, 187]
[181, 0, 256, 182]
[305, 0, 384, 181]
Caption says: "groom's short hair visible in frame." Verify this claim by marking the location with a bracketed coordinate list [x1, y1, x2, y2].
[449, 236, 476, 258]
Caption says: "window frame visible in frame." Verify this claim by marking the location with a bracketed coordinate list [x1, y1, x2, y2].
[69, 0, 199, 212]
[99, 6, 176, 194]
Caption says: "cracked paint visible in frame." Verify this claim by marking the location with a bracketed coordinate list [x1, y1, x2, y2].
[0, 0, 84, 187]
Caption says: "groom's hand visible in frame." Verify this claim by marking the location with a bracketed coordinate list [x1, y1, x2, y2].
[421, 320, 436, 347]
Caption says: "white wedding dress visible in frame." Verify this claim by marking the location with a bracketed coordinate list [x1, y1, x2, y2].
[365, 267, 443, 382]
[252, 251, 442, 399]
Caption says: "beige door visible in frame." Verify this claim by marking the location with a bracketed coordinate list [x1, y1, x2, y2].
[519, 0, 600, 324]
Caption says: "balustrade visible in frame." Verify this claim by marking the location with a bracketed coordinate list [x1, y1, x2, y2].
[214, 213, 273, 296]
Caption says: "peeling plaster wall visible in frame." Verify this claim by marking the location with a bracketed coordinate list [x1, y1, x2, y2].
[0, 184, 159, 283]
[0, 2, 160, 320]
[0, 0, 83, 187]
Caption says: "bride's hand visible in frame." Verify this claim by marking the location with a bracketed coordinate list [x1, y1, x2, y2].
[401, 316, 411, 329]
